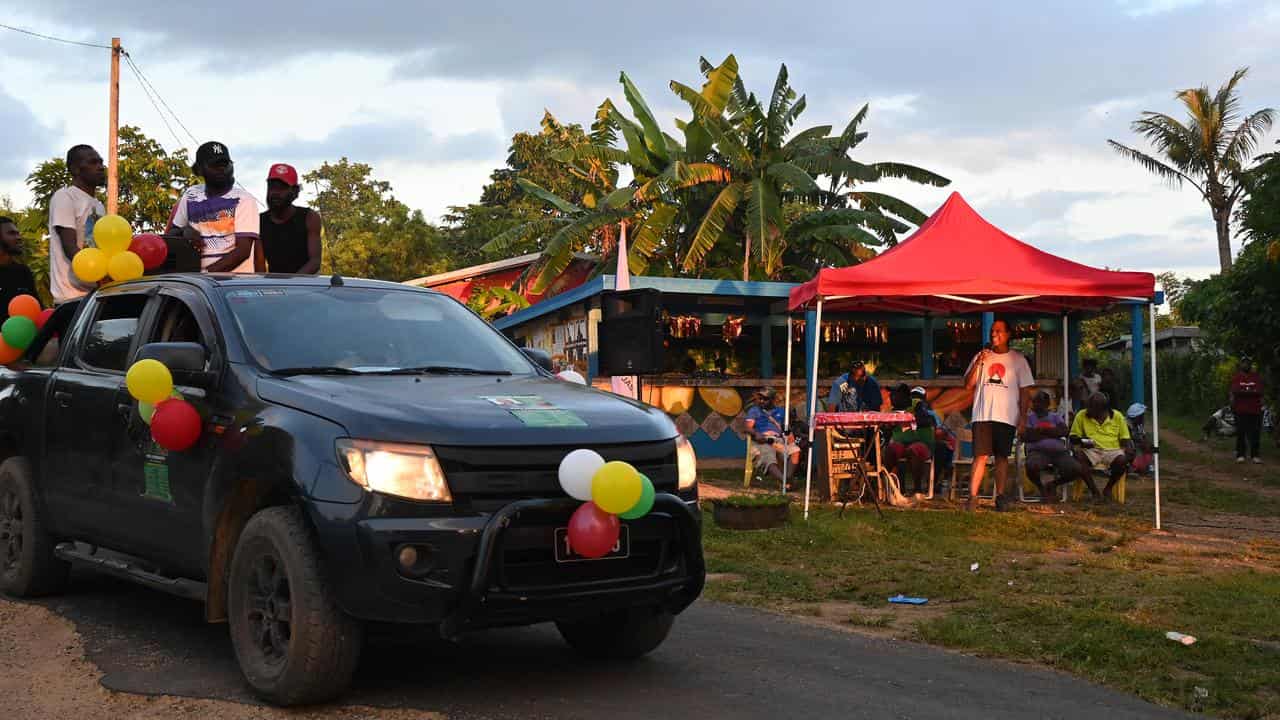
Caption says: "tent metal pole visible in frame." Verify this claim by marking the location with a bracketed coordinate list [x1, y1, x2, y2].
[1149, 302, 1161, 530]
[1062, 314, 1070, 413]
[803, 299, 824, 520]
[783, 316, 793, 494]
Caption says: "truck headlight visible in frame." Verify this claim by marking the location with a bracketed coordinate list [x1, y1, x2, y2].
[336, 439, 452, 502]
[676, 434, 697, 490]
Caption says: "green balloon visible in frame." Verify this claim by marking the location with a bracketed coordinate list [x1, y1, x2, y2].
[1, 315, 36, 351]
[619, 474, 656, 520]
[139, 391, 181, 426]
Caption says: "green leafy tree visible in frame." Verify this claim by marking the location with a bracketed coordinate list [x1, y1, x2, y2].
[1108, 68, 1275, 272]
[25, 125, 196, 233]
[303, 158, 447, 281]
[445, 113, 608, 269]
[1179, 240, 1280, 400]
[466, 285, 531, 321]
[1238, 143, 1280, 264]
[482, 80, 717, 291]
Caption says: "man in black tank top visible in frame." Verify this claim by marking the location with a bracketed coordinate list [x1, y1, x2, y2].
[256, 163, 322, 274]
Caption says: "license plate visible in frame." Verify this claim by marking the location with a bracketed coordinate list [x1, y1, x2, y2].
[554, 526, 630, 562]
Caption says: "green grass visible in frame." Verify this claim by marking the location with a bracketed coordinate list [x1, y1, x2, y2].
[701, 503, 1280, 718]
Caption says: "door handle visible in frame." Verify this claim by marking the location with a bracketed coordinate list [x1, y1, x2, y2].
[54, 391, 73, 407]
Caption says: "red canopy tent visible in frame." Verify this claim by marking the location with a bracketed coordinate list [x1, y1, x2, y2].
[781, 192, 1163, 525]
[788, 192, 1155, 315]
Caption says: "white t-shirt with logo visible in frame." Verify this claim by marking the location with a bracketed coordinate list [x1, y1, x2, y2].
[169, 185, 260, 272]
[969, 349, 1035, 426]
[47, 185, 106, 304]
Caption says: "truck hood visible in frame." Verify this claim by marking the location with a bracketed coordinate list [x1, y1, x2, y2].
[255, 373, 678, 446]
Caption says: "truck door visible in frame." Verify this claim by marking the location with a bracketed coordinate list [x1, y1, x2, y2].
[43, 291, 154, 547]
[112, 287, 224, 574]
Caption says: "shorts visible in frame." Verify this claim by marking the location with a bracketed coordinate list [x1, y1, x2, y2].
[972, 421, 1015, 458]
[887, 441, 931, 463]
[1026, 448, 1081, 478]
[1081, 447, 1126, 468]
[752, 437, 800, 470]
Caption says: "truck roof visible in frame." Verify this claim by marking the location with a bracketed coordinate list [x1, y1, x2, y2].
[111, 273, 433, 293]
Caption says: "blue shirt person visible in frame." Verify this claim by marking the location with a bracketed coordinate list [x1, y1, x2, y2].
[745, 388, 800, 486]
[827, 361, 882, 412]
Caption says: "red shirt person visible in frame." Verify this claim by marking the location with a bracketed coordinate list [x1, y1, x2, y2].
[1230, 357, 1264, 463]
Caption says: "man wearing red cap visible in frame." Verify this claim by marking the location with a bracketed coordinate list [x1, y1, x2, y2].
[256, 163, 322, 274]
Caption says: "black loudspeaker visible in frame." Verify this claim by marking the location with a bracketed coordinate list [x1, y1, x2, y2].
[599, 288, 664, 375]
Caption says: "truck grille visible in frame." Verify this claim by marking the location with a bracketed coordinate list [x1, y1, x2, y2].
[432, 440, 678, 512]
[495, 515, 681, 591]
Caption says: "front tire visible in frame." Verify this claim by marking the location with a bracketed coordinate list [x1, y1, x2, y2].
[556, 606, 675, 660]
[227, 506, 363, 705]
[0, 457, 70, 597]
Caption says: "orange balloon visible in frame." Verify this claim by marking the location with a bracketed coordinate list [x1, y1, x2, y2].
[0, 336, 22, 364]
[7, 294, 40, 320]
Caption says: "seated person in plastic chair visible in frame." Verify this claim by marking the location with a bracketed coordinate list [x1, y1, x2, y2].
[1069, 392, 1135, 501]
[745, 387, 801, 489]
[1126, 402, 1154, 475]
[885, 384, 936, 494]
[914, 386, 956, 478]
[1021, 390, 1083, 502]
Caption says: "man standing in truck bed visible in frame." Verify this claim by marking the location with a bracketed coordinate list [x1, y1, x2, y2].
[255, 163, 322, 274]
[166, 141, 259, 273]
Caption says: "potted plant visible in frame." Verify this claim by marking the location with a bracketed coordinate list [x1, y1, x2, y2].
[712, 494, 791, 530]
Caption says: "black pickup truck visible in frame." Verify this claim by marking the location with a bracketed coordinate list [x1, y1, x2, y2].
[0, 274, 703, 705]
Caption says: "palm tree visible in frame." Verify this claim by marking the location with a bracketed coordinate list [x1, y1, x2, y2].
[673, 61, 949, 281]
[1108, 68, 1274, 272]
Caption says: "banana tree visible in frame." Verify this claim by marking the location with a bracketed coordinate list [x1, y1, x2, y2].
[780, 103, 950, 277]
[486, 65, 733, 289]
[672, 61, 834, 280]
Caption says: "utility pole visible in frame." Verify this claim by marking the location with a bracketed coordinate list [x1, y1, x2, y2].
[107, 37, 121, 214]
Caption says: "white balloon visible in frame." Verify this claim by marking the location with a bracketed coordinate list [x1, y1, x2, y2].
[559, 448, 605, 501]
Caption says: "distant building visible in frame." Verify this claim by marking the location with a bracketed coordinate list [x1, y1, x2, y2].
[1098, 326, 1200, 358]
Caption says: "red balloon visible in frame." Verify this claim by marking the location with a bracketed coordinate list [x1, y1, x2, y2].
[35, 308, 54, 330]
[150, 398, 202, 451]
[567, 502, 621, 559]
[130, 233, 168, 271]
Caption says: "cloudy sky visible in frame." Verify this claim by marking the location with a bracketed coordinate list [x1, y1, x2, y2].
[1, 0, 1277, 280]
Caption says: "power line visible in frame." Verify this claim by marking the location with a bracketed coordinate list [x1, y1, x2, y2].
[0, 22, 113, 49]
[123, 54, 187, 152]
[123, 52, 200, 147]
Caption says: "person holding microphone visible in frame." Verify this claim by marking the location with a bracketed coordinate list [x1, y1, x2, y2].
[964, 318, 1035, 511]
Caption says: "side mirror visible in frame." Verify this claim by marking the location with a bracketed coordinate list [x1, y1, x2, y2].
[137, 342, 214, 386]
[521, 347, 554, 373]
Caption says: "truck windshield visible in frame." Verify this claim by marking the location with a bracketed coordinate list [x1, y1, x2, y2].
[221, 286, 536, 375]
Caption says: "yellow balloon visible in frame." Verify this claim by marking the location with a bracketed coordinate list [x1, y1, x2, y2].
[94, 214, 133, 256]
[591, 461, 643, 515]
[72, 247, 108, 283]
[126, 359, 173, 404]
[107, 250, 144, 282]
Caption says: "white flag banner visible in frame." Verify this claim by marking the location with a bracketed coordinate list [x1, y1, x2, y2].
[609, 223, 638, 400]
